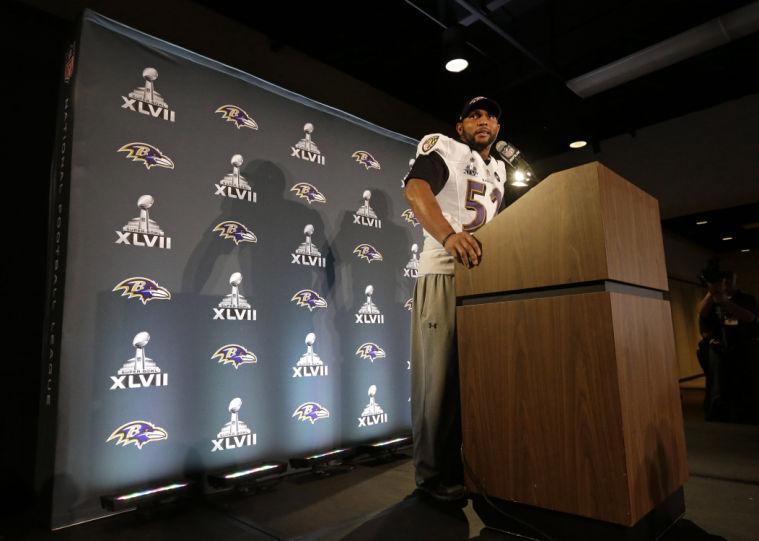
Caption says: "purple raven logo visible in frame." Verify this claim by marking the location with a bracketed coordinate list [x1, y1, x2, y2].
[404, 298, 413, 311]
[117, 142, 174, 170]
[107, 420, 167, 449]
[401, 208, 419, 226]
[212, 344, 257, 369]
[292, 402, 330, 424]
[353, 243, 383, 263]
[291, 289, 328, 312]
[113, 277, 171, 305]
[351, 150, 381, 170]
[290, 182, 327, 204]
[213, 221, 257, 245]
[215, 105, 259, 130]
[355, 342, 386, 362]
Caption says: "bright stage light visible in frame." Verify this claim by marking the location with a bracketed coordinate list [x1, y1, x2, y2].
[446, 58, 469, 73]
[207, 461, 287, 489]
[289, 447, 355, 470]
[101, 481, 191, 511]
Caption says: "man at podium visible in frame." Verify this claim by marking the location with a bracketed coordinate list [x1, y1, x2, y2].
[403, 96, 508, 501]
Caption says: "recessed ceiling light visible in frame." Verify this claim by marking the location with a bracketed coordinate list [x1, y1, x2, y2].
[722, 236, 734, 241]
[569, 140, 587, 149]
[696, 220, 708, 225]
[445, 58, 468, 73]
[741, 249, 750, 253]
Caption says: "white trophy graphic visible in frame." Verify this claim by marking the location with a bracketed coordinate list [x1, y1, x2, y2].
[117, 332, 160, 375]
[356, 190, 378, 219]
[219, 272, 250, 309]
[122, 195, 164, 236]
[220, 154, 251, 190]
[404, 243, 420, 277]
[362, 385, 384, 416]
[217, 398, 252, 438]
[298, 333, 323, 367]
[359, 285, 380, 316]
[295, 123, 321, 155]
[128, 67, 168, 107]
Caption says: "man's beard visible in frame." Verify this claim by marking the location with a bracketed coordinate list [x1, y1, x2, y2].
[462, 130, 495, 152]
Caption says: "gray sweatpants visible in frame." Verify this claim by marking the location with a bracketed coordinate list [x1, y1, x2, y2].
[410, 274, 463, 487]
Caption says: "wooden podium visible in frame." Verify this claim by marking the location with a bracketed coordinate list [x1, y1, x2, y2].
[455, 162, 688, 539]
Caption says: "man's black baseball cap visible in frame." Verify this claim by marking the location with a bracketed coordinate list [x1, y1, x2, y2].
[458, 96, 501, 121]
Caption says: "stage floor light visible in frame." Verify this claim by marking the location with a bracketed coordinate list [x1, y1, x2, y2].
[289, 447, 355, 470]
[100, 480, 192, 511]
[359, 435, 412, 457]
[207, 461, 287, 490]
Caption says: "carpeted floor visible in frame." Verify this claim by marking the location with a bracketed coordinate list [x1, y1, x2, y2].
[5, 389, 758, 541]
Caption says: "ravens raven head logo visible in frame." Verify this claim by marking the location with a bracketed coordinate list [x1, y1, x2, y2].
[107, 420, 167, 449]
[290, 182, 327, 204]
[113, 277, 171, 305]
[351, 151, 381, 170]
[213, 221, 257, 245]
[212, 344, 257, 369]
[215, 105, 259, 130]
[353, 243, 383, 263]
[117, 142, 174, 170]
[355, 342, 386, 362]
[291, 289, 328, 312]
[401, 208, 419, 226]
[404, 298, 414, 311]
[292, 402, 330, 424]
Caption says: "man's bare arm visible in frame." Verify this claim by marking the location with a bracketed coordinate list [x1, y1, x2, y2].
[404, 178, 481, 268]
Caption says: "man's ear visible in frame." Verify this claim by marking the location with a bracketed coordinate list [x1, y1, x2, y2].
[456, 122, 463, 136]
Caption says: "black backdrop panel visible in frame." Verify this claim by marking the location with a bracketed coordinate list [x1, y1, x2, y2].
[46, 11, 422, 528]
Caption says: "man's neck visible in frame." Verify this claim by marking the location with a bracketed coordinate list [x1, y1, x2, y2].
[459, 138, 492, 161]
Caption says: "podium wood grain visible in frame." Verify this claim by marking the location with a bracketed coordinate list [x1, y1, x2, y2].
[457, 292, 687, 526]
[455, 162, 668, 297]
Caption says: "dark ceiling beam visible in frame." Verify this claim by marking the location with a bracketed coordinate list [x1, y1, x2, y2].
[451, 0, 564, 82]
[566, 1, 759, 98]
[459, 0, 513, 27]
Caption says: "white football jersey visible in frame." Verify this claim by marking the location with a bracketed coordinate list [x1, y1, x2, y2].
[413, 133, 507, 275]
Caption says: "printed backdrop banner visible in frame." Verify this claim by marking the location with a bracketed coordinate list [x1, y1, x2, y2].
[40, 11, 422, 528]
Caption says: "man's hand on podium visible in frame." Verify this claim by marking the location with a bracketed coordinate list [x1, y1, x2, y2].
[443, 231, 481, 269]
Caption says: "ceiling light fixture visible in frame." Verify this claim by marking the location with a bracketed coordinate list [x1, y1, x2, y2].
[569, 140, 587, 149]
[696, 220, 708, 225]
[443, 24, 469, 73]
[722, 236, 733, 241]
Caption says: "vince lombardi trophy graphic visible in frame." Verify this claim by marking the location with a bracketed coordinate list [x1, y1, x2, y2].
[406, 243, 419, 272]
[358, 285, 380, 315]
[297, 333, 323, 367]
[118, 332, 160, 375]
[219, 154, 251, 190]
[295, 123, 320, 154]
[362, 385, 384, 416]
[129, 67, 168, 107]
[217, 398, 252, 438]
[122, 195, 164, 235]
[219, 272, 251, 309]
[356, 190, 378, 219]
[296, 224, 321, 256]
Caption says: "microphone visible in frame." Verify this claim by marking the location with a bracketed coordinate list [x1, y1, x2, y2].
[494, 141, 535, 187]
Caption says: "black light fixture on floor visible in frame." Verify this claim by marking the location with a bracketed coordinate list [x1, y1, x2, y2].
[207, 460, 287, 490]
[289, 447, 355, 472]
[100, 480, 192, 511]
[443, 24, 469, 73]
[359, 435, 412, 457]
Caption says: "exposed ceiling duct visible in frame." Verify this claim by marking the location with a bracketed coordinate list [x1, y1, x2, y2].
[566, 1, 759, 98]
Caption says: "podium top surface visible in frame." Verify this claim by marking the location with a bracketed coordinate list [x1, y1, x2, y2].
[455, 162, 668, 298]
